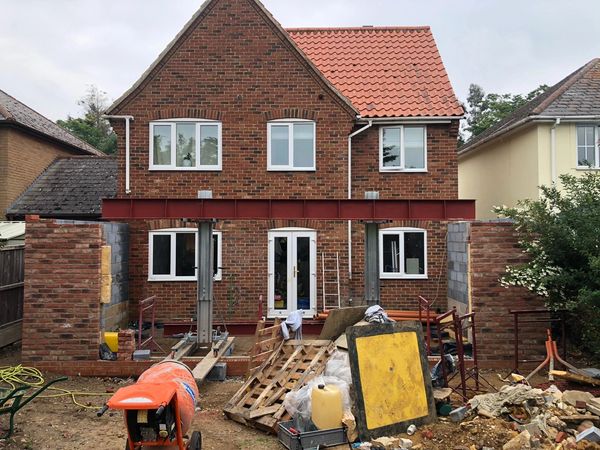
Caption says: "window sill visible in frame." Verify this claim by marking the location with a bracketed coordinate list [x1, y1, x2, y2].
[380, 274, 428, 280]
[379, 168, 428, 173]
[148, 277, 222, 282]
[576, 167, 600, 171]
[149, 167, 222, 172]
[267, 168, 317, 172]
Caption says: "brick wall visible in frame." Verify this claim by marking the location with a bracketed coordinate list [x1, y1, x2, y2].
[22, 216, 103, 363]
[468, 221, 548, 368]
[1, 128, 73, 218]
[351, 122, 460, 200]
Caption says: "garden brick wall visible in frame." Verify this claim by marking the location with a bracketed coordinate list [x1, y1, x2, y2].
[468, 221, 548, 368]
[22, 216, 103, 363]
[107, 0, 462, 322]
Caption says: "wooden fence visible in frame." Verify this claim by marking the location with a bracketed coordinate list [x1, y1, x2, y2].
[0, 245, 24, 347]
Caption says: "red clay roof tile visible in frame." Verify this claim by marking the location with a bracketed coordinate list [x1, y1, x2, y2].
[287, 27, 463, 118]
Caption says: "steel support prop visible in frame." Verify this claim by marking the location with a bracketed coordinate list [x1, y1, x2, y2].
[364, 222, 380, 305]
[197, 220, 214, 345]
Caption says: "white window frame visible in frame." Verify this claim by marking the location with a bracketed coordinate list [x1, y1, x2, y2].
[379, 227, 427, 279]
[149, 119, 222, 171]
[576, 124, 600, 169]
[379, 125, 427, 172]
[267, 119, 316, 171]
[148, 228, 222, 281]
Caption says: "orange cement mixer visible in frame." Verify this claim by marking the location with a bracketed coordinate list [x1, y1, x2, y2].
[98, 361, 201, 450]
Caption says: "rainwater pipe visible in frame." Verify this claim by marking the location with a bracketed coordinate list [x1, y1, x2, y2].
[347, 119, 373, 300]
[551, 118, 560, 184]
[103, 115, 134, 194]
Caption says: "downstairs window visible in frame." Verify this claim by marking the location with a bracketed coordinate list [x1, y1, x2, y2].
[149, 229, 222, 281]
[379, 228, 427, 279]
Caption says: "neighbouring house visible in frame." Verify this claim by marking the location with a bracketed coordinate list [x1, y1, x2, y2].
[6, 157, 117, 221]
[101, 0, 467, 325]
[458, 58, 600, 219]
[0, 89, 104, 219]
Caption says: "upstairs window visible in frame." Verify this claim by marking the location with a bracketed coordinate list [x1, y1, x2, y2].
[150, 120, 222, 170]
[268, 120, 316, 170]
[380, 126, 427, 172]
[149, 229, 222, 281]
[577, 125, 599, 168]
[379, 228, 427, 279]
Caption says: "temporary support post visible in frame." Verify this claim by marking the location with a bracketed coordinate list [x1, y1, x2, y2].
[364, 191, 380, 305]
[197, 219, 214, 345]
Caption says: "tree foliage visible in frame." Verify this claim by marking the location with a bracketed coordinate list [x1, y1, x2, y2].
[464, 83, 549, 138]
[495, 173, 600, 355]
[57, 86, 117, 154]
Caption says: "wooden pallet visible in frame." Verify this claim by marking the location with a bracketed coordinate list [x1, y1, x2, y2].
[224, 339, 335, 433]
[247, 319, 282, 375]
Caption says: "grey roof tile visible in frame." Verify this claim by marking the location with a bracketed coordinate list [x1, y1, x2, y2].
[0, 89, 103, 156]
[459, 58, 600, 155]
[6, 157, 117, 218]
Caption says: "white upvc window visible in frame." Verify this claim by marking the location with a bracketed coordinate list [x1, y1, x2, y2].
[267, 119, 316, 171]
[149, 119, 222, 171]
[379, 125, 427, 172]
[379, 228, 427, 279]
[148, 229, 222, 281]
[576, 125, 600, 168]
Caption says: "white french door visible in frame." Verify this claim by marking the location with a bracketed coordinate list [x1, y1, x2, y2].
[268, 229, 317, 318]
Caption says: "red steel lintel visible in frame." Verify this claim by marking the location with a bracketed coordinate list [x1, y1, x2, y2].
[102, 198, 475, 221]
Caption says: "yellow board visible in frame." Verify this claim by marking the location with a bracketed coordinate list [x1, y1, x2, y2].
[355, 331, 429, 430]
[100, 246, 112, 304]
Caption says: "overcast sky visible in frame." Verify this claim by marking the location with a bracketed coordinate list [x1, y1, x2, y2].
[1, 0, 598, 121]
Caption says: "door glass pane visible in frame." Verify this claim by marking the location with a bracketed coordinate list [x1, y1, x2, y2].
[153, 125, 171, 165]
[175, 233, 195, 277]
[176, 123, 196, 167]
[404, 127, 425, 169]
[293, 123, 314, 168]
[152, 235, 171, 275]
[382, 128, 401, 167]
[382, 234, 400, 273]
[271, 125, 289, 166]
[296, 236, 310, 310]
[200, 125, 219, 166]
[274, 237, 288, 310]
[404, 232, 425, 275]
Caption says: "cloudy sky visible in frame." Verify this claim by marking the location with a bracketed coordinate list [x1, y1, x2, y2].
[1, 0, 598, 120]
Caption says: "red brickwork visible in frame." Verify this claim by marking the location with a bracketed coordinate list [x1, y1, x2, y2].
[106, 0, 462, 324]
[351, 122, 460, 200]
[469, 222, 548, 368]
[117, 329, 136, 360]
[21, 216, 103, 363]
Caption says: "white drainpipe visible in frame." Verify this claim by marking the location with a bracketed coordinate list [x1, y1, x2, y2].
[551, 118, 560, 184]
[346, 120, 373, 295]
[104, 115, 134, 194]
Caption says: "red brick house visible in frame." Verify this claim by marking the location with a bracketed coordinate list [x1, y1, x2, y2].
[105, 0, 465, 324]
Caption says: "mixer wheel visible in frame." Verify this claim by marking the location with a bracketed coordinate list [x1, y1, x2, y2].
[188, 431, 201, 450]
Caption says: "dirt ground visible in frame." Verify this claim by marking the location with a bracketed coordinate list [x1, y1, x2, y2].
[0, 341, 588, 450]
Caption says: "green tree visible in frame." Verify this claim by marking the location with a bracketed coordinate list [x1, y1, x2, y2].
[464, 83, 548, 138]
[495, 173, 600, 356]
[57, 85, 117, 154]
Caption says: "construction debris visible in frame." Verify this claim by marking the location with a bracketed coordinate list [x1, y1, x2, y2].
[223, 339, 335, 433]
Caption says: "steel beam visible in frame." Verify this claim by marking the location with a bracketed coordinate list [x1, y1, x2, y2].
[102, 198, 476, 221]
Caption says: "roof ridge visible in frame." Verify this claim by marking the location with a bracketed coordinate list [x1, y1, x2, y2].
[286, 26, 430, 32]
[532, 58, 600, 114]
[107, 0, 359, 117]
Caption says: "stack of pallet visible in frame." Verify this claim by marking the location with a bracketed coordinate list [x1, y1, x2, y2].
[224, 339, 336, 433]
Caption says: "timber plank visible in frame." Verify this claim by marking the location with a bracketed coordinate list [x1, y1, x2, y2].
[192, 336, 235, 382]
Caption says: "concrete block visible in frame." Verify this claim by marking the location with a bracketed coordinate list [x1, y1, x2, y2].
[207, 362, 227, 381]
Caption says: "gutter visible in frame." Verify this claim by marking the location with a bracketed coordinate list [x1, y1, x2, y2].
[357, 115, 464, 124]
[346, 120, 373, 294]
[103, 115, 134, 194]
